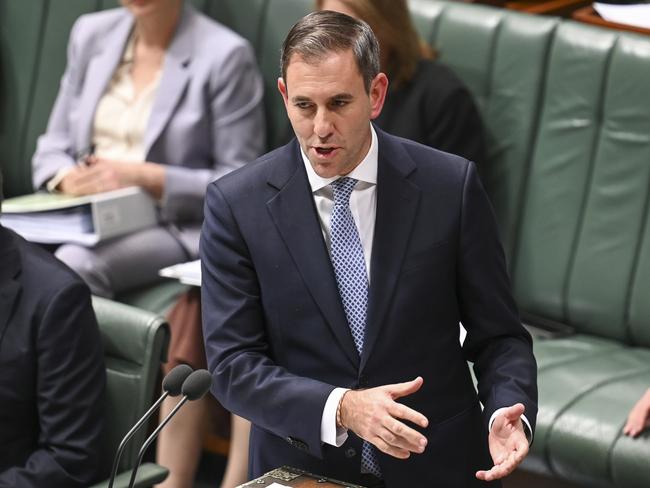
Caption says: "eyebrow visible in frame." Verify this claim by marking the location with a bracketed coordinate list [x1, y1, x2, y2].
[290, 93, 355, 104]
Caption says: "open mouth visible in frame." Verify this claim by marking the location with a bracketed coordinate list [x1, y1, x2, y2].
[314, 147, 337, 156]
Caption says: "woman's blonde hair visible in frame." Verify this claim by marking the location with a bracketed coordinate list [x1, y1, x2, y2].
[316, 0, 433, 88]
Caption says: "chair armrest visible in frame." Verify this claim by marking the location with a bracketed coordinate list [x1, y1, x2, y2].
[90, 462, 169, 488]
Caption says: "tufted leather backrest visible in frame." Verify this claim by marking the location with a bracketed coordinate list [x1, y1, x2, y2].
[2, 1, 650, 347]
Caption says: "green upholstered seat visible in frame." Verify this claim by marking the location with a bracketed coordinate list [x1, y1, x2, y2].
[91, 296, 170, 488]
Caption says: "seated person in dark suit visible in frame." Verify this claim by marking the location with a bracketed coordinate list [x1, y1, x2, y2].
[0, 171, 106, 487]
[318, 0, 487, 167]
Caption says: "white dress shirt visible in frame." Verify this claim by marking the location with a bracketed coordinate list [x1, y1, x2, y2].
[301, 125, 377, 447]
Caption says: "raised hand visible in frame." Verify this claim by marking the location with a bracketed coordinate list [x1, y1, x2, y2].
[476, 403, 528, 482]
[338, 376, 429, 459]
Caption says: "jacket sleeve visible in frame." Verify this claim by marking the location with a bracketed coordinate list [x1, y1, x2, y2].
[457, 162, 538, 435]
[0, 282, 106, 487]
[200, 182, 335, 458]
[31, 18, 86, 190]
[161, 41, 266, 223]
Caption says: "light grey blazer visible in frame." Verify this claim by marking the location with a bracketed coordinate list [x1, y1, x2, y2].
[32, 4, 265, 254]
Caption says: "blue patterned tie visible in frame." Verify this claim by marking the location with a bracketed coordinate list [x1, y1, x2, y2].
[329, 177, 382, 478]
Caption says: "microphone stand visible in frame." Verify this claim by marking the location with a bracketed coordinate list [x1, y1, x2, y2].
[126, 395, 190, 488]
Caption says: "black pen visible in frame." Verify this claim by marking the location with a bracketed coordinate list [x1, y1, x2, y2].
[76, 143, 96, 167]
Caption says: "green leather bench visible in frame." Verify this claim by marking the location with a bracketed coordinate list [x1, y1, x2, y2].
[2, 1, 650, 486]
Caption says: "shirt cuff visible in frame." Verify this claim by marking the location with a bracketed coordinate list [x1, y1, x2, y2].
[46, 167, 74, 193]
[489, 408, 533, 444]
[321, 387, 349, 447]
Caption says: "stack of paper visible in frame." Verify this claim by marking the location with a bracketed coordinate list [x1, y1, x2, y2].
[159, 259, 201, 286]
[0, 187, 158, 246]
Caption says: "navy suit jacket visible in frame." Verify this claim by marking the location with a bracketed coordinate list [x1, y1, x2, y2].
[201, 128, 537, 487]
[0, 226, 106, 487]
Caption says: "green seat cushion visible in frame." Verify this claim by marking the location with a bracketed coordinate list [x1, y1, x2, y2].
[549, 366, 650, 487]
[526, 337, 650, 485]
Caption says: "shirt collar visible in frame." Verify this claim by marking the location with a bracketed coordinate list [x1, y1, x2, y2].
[301, 124, 378, 193]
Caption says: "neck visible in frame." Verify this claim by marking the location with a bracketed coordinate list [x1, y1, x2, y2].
[134, 2, 182, 49]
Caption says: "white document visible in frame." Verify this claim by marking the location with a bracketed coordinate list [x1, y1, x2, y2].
[266, 484, 292, 488]
[159, 259, 201, 287]
[594, 2, 650, 29]
[0, 187, 157, 246]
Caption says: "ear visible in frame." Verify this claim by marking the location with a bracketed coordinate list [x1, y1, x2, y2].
[369, 72, 388, 120]
[278, 77, 289, 109]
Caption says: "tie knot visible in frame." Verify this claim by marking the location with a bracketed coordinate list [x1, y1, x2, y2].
[331, 177, 358, 206]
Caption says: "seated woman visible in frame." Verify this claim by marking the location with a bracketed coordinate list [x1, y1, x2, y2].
[31, 1, 265, 487]
[32, 0, 265, 299]
[318, 0, 486, 166]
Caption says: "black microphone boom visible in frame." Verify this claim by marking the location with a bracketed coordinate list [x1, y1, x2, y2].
[107, 364, 193, 488]
[126, 369, 212, 488]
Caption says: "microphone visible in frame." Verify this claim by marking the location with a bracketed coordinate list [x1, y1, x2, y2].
[127, 369, 212, 488]
[107, 364, 193, 488]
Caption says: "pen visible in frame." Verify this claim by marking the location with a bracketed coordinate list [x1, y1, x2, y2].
[75, 143, 96, 167]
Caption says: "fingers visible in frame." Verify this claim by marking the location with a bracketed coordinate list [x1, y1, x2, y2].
[388, 400, 428, 428]
[387, 376, 424, 400]
[379, 416, 427, 454]
[502, 403, 525, 422]
[623, 390, 650, 437]
[623, 412, 650, 437]
[476, 438, 528, 481]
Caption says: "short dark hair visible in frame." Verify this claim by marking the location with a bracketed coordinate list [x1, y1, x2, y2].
[280, 10, 380, 93]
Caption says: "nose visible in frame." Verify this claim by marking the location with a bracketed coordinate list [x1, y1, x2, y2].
[314, 109, 333, 140]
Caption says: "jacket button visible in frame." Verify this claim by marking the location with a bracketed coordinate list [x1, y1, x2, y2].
[345, 448, 356, 458]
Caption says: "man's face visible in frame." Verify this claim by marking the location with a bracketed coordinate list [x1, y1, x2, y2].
[278, 49, 387, 178]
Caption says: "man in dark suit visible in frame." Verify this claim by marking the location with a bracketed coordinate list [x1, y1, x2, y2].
[201, 11, 537, 487]
[0, 171, 106, 487]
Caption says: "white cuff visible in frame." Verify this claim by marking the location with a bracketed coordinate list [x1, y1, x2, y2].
[489, 408, 533, 444]
[46, 167, 74, 193]
[321, 387, 349, 447]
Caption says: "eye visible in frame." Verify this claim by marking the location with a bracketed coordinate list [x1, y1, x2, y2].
[294, 101, 314, 110]
[331, 99, 349, 108]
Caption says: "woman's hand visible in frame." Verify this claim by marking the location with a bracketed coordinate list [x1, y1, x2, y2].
[58, 158, 165, 199]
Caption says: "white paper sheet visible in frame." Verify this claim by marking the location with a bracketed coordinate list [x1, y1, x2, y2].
[594, 3, 650, 29]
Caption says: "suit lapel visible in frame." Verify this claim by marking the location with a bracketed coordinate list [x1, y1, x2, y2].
[361, 130, 420, 370]
[266, 143, 360, 369]
[76, 14, 134, 150]
[143, 5, 193, 156]
[0, 228, 22, 351]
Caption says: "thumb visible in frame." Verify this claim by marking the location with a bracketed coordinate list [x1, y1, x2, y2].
[389, 376, 424, 399]
[502, 403, 525, 422]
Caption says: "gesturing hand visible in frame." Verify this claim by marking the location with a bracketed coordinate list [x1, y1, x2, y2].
[338, 376, 429, 459]
[476, 403, 529, 482]
[623, 388, 650, 437]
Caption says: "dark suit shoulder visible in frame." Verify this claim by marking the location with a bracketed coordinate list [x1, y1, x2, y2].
[9, 230, 90, 302]
[211, 141, 296, 198]
[379, 128, 471, 184]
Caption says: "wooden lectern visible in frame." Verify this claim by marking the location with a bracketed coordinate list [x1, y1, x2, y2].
[237, 466, 367, 488]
